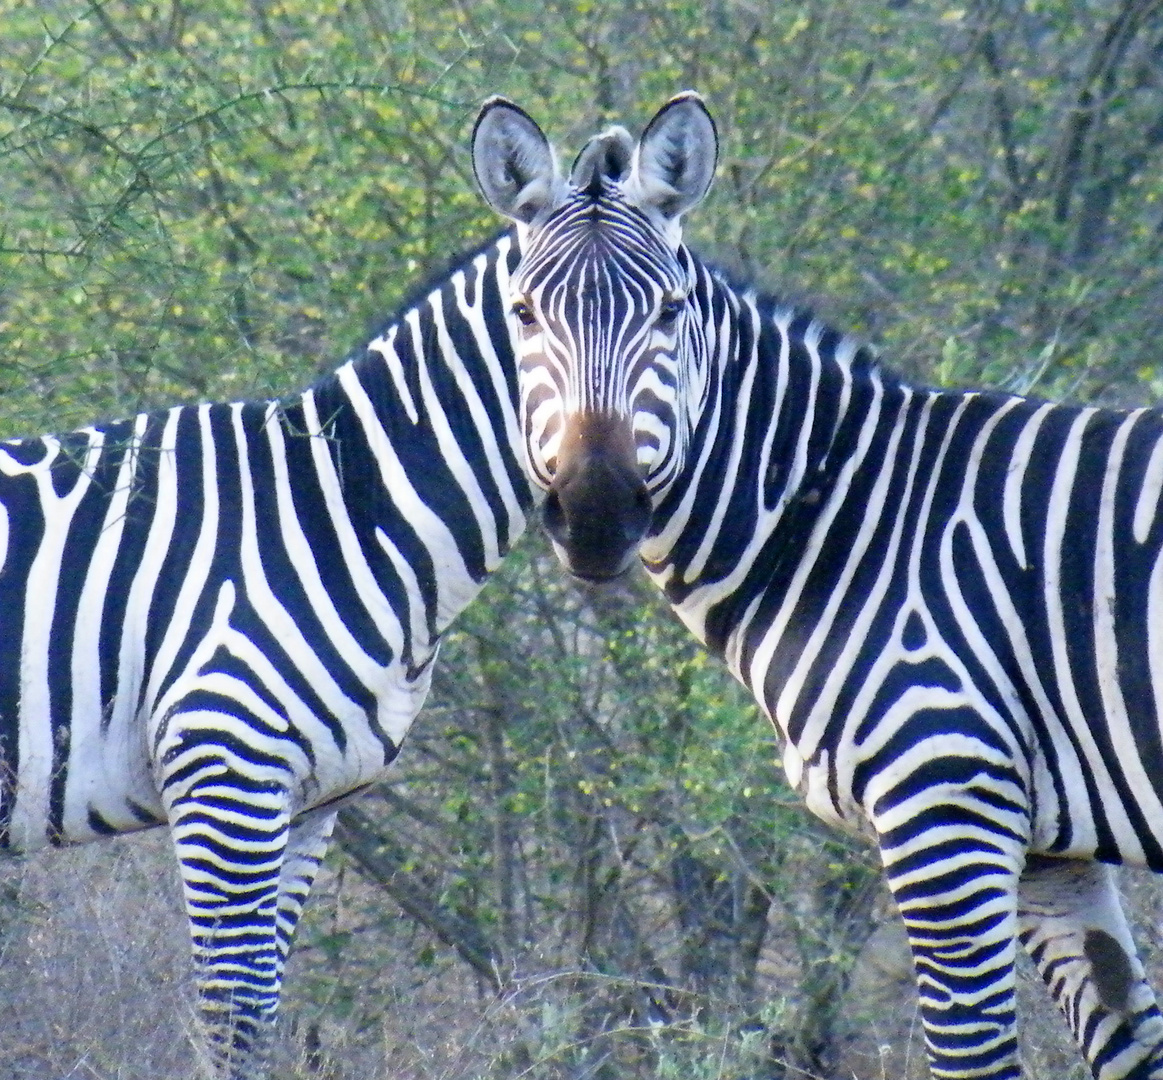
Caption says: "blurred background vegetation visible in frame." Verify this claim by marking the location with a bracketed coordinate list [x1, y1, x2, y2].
[1, 1, 1161, 1078]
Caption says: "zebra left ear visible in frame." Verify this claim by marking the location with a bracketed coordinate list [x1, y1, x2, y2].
[628, 92, 718, 223]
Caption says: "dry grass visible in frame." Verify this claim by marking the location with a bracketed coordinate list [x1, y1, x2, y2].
[0, 831, 502, 1080]
[1, 832, 1160, 1080]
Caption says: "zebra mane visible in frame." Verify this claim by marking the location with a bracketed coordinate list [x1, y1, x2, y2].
[698, 251, 885, 384]
[356, 227, 516, 359]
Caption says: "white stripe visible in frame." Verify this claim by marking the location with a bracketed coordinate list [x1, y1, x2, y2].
[642, 290, 737, 563]
[115, 408, 183, 741]
[1003, 401, 1053, 570]
[230, 403, 360, 724]
[336, 363, 476, 634]
[142, 406, 219, 721]
[683, 300, 768, 583]
[12, 431, 104, 845]
[368, 323, 419, 425]
[65, 413, 158, 835]
[1093, 410, 1163, 836]
[744, 373, 893, 731]
[265, 403, 377, 669]
[1134, 422, 1163, 544]
[300, 387, 404, 657]
[1043, 409, 1143, 861]
[454, 241, 531, 540]
[789, 390, 940, 766]
[425, 292, 503, 571]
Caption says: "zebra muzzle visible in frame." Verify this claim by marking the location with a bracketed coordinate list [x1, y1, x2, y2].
[544, 413, 652, 581]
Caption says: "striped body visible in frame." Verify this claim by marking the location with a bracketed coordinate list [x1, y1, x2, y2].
[649, 286, 1163, 1077]
[0, 234, 531, 1078]
[683, 341, 1163, 870]
[473, 95, 1163, 1079]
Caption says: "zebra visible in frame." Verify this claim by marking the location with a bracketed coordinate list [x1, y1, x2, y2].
[0, 234, 533, 1079]
[472, 92, 1163, 1079]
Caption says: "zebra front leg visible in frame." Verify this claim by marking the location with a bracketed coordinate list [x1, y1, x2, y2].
[876, 797, 1026, 1080]
[162, 725, 297, 1080]
[172, 779, 290, 1080]
[1018, 855, 1163, 1079]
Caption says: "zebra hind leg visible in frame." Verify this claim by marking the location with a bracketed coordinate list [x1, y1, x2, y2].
[271, 806, 339, 1071]
[1018, 855, 1163, 1080]
[274, 806, 337, 978]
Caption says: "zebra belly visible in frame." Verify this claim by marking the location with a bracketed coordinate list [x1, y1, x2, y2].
[2, 655, 434, 852]
[2, 600, 436, 852]
[0, 697, 164, 852]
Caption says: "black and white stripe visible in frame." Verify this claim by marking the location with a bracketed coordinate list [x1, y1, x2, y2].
[474, 93, 1163, 1079]
[0, 234, 531, 1079]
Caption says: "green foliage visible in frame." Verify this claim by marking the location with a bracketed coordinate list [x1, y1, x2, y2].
[3, 0, 1160, 433]
[292, 538, 880, 1076]
[1, 0, 487, 427]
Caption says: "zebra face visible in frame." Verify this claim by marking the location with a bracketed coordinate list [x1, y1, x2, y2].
[473, 94, 718, 580]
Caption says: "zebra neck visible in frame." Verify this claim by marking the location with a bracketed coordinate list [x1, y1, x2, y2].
[644, 278, 900, 671]
[295, 233, 533, 641]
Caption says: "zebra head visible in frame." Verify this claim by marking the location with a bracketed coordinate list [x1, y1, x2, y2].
[472, 94, 717, 580]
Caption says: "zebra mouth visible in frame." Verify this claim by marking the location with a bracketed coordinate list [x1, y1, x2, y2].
[546, 534, 640, 583]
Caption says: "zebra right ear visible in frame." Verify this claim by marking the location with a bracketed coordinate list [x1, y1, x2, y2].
[472, 97, 562, 224]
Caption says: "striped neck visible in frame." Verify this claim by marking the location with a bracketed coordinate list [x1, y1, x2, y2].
[295, 232, 534, 641]
[641, 260, 893, 659]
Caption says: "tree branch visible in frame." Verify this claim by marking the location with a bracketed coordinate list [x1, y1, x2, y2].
[333, 805, 503, 991]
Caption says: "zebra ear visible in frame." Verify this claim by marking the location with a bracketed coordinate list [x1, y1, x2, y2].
[627, 91, 717, 222]
[472, 97, 562, 224]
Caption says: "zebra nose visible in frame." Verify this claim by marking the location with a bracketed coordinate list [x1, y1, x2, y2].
[543, 416, 652, 581]
[539, 413, 651, 581]
[544, 466, 652, 581]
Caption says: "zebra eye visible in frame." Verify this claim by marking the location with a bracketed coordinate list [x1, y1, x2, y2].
[512, 301, 538, 328]
[657, 297, 686, 329]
